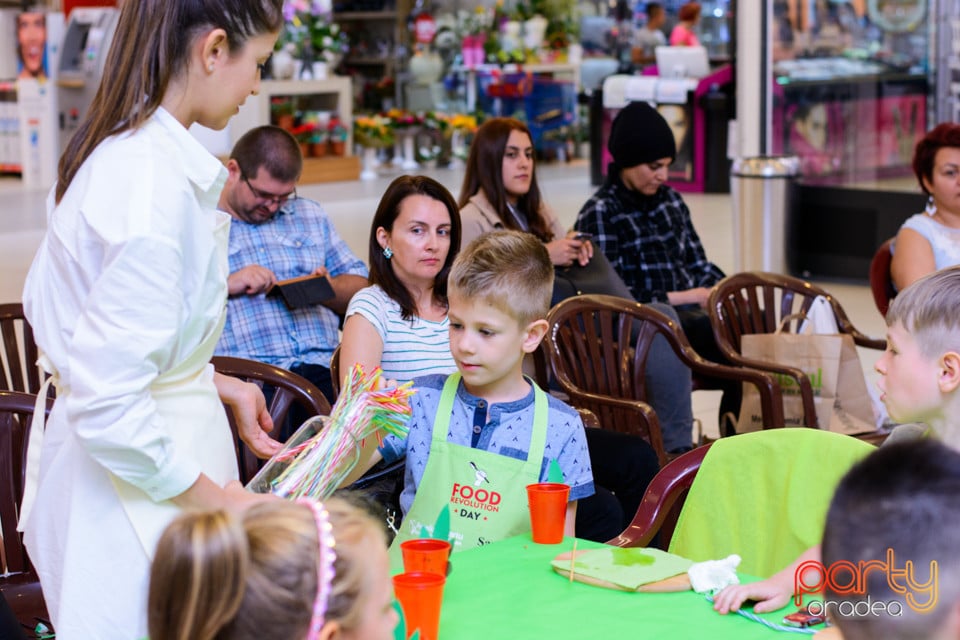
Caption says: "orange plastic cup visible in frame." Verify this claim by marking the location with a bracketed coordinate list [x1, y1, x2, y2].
[400, 539, 451, 576]
[526, 482, 570, 544]
[393, 571, 446, 640]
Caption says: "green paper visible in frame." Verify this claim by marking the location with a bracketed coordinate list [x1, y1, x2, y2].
[547, 458, 565, 483]
[432, 504, 450, 542]
[550, 547, 693, 591]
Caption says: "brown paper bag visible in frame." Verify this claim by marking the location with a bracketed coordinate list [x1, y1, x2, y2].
[737, 332, 875, 435]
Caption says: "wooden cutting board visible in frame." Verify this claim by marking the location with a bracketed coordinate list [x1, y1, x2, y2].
[552, 547, 692, 592]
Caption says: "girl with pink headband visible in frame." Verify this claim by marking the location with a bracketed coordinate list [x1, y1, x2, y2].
[147, 497, 396, 640]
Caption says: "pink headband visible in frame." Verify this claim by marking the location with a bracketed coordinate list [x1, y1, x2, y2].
[299, 499, 337, 640]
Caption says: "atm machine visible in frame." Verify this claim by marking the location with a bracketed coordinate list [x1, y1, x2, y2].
[57, 7, 118, 151]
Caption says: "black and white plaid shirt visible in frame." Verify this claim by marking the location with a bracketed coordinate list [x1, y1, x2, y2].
[575, 171, 724, 303]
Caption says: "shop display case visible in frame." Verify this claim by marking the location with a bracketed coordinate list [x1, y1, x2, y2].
[765, 0, 949, 281]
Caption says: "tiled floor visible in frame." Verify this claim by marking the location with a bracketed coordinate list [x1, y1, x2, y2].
[0, 157, 889, 437]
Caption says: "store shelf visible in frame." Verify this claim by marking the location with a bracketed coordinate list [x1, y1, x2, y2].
[300, 155, 361, 183]
[334, 11, 398, 20]
[333, 0, 410, 109]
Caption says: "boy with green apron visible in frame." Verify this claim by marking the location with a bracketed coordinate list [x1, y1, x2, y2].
[361, 231, 596, 553]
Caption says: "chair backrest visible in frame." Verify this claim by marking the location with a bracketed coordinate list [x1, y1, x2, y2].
[545, 295, 672, 461]
[545, 295, 786, 457]
[707, 272, 884, 430]
[0, 304, 42, 395]
[869, 238, 896, 316]
[210, 356, 331, 483]
[667, 429, 874, 578]
[608, 443, 711, 549]
[0, 391, 50, 578]
[330, 344, 341, 401]
[708, 271, 885, 353]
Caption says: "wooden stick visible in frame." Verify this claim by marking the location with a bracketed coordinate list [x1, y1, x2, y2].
[569, 539, 577, 583]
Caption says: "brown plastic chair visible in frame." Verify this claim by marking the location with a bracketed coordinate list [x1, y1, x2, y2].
[0, 304, 42, 395]
[708, 271, 886, 431]
[211, 356, 332, 483]
[0, 390, 52, 629]
[330, 344, 342, 401]
[544, 295, 785, 466]
[606, 443, 711, 549]
[869, 237, 896, 316]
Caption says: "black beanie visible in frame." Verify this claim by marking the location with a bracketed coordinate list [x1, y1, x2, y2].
[608, 101, 677, 168]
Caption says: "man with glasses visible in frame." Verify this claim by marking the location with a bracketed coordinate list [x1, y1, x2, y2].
[216, 126, 367, 433]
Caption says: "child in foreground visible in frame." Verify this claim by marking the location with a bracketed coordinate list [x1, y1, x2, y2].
[147, 496, 397, 640]
[819, 439, 960, 640]
[351, 230, 595, 551]
[714, 266, 960, 619]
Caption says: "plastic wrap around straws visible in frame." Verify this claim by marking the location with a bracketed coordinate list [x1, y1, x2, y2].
[247, 365, 415, 500]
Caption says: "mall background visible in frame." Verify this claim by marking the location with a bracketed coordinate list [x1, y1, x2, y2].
[2, 0, 959, 433]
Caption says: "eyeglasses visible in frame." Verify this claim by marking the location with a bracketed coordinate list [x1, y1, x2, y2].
[241, 172, 297, 206]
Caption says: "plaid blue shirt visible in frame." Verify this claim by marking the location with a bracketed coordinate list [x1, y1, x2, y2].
[215, 198, 367, 369]
[575, 171, 724, 303]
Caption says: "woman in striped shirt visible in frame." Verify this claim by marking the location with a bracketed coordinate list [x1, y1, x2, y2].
[340, 175, 462, 383]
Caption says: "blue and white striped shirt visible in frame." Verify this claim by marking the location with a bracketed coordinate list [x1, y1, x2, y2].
[345, 285, 456, 382]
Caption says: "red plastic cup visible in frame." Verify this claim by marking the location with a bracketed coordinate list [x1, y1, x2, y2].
[393, 571, 446, 640]
[400, 539, 451, 576]
[526, 482, 570, 544]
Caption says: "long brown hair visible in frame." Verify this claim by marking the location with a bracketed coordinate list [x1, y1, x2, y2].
[55, 0, 283, 203]
[368, 175, 462, 321]
[457, 117, 552, 242]
[148, 497, 387, 640]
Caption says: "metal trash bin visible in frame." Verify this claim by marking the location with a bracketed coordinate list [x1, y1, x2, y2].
[730, 155, 800, 274]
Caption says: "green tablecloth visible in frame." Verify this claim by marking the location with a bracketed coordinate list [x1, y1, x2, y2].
[395, 535, 803, 639]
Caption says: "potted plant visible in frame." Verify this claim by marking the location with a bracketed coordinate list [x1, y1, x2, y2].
[271, 97, 297, 131]
[291, 122, 318, 157]
[328, 117, 349, 156]
[354, 114, 394, 179]
[354, 114, 394, 149]
[278, 0, 349, 77]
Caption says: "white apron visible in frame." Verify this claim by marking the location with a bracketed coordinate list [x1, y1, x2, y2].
[19, 213, 238, 639]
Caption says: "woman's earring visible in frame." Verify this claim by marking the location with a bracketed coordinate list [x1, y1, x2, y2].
[926, 196, 937, 217]
[207, 63, 215, 73]
[383, 246, 393, 259]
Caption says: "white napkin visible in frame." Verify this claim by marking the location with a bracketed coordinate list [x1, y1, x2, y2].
[687, 554, 742, 593]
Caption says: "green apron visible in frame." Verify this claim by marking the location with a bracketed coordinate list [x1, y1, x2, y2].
[393, 373, 549, 553]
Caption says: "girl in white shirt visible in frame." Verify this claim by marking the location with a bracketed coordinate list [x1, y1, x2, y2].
[20, 1, 284, 636]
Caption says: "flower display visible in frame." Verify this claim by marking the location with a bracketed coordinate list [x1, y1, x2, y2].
[422, 111, 451, 135]
[279, 0, 349, 63]
[385, 108, 424, 130]
[449, 114, 478, 134]
[354, 114, 395, 148]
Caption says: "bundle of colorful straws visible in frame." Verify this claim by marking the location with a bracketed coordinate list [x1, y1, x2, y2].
[250, 364, 414, 499]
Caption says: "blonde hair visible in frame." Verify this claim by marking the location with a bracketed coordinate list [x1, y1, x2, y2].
[886, 266, 960, 358]
[148, 496, 385, 640]
[448, 229, 553, 325]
